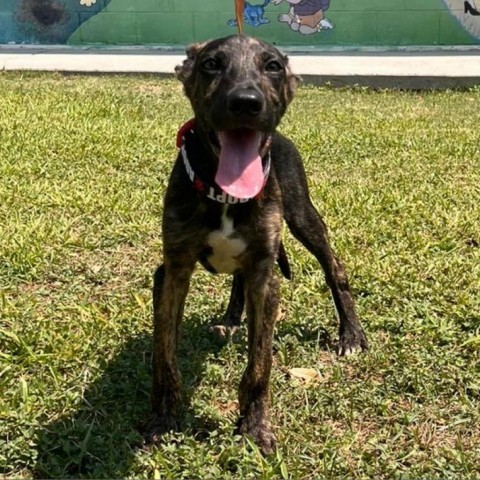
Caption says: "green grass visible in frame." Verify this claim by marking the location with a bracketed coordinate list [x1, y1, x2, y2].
[1, 72, 479, 479]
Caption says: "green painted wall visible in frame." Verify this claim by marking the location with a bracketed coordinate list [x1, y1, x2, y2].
[69, 0, 478, 46]
[1, 0, 479, 47]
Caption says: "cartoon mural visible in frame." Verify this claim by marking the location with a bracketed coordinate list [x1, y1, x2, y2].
[444, 0, 480, 39]
[0, 0, 109, 44]
[226, 0, 480, 41]
[228, 0, 333, 34]
[0, 0, 479, 46]
[274, 0, 334, 35]
[228, 0, 271, 28]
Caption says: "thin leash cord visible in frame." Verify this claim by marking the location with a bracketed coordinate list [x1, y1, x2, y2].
[235, 0, 245, 34]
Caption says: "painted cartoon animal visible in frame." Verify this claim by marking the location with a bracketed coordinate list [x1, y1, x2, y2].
[273, 0, 334, 34]
[0, 0, 110, 44]
[443, 0, 480, 39]
[228, 0, 271, 28]
[464, 0, 480, 14]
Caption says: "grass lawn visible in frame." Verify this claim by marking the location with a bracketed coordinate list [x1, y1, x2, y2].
[1, 72, 479, 479]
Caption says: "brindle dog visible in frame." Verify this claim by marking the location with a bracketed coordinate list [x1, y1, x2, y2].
[144, 35, 368, 454]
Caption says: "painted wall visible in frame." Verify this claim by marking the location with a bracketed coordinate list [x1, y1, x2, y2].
[0, 0, 479, 47]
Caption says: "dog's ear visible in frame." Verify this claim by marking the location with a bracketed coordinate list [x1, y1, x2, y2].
[175, 42, 207, 84]
[283, 56, 301, 105]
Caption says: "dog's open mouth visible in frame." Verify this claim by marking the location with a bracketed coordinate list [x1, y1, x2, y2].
[215, 128, 271, 199]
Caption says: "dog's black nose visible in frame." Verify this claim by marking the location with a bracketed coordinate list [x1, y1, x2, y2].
[227, 88, 264, 117]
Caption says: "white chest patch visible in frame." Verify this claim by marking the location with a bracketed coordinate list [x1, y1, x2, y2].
[207, 206, 247, 274]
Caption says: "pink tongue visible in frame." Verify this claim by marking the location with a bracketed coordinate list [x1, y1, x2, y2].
[215, 129, 263, 199]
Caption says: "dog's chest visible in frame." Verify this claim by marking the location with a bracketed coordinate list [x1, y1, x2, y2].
[206, 206, 247, 274]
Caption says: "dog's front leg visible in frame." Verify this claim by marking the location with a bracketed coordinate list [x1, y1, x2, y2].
[237, 267, 279, 455]
[285, 207, 368, 356]
[144, 261, 193, 443]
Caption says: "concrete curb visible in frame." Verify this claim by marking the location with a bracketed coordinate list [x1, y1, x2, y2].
[1, 46, 480, 89]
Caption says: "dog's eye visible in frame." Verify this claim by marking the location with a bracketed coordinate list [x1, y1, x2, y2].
[201, 58, 221, 73]
[265, 60, 284, 73]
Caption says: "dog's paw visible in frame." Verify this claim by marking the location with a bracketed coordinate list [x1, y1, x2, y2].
[237, 416, 277, 455]
[338, 328, 369, 357]
[209, 324, 239, 339]
[141, 413, 178, 446]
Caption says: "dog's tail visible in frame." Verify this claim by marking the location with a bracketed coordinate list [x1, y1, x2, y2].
[262, 0, 271, 7]
[277, 241, 291, 280]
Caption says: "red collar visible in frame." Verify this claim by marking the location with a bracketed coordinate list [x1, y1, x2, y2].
[176, 118, 197, 149]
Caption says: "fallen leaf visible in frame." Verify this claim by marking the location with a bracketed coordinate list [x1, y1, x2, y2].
[216, 400, 239, 416]
[288, 368, 321, 385]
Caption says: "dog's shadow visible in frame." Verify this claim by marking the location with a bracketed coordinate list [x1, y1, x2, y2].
[34, 316, 226, 479]
[33, 308, 333, 478]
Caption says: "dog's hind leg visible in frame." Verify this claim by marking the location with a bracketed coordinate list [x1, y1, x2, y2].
[237, 269, 279, 455]
[143, 261, 194, 443]
[222, 274, 245, 329]
[210, 273, 244, 338]
[213, 242, 290, 338]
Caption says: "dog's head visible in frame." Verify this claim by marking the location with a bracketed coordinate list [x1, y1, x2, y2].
[175, 35, 299, 199]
